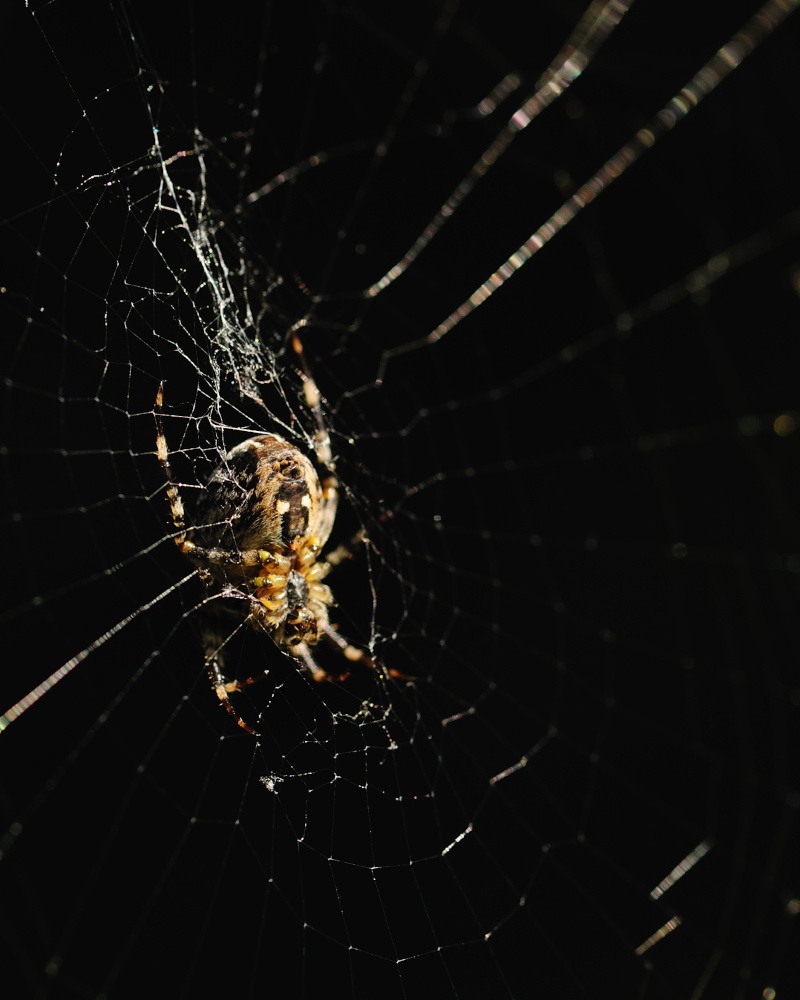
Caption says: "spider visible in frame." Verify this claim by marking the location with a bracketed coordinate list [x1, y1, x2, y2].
[155, 336, 381, 735]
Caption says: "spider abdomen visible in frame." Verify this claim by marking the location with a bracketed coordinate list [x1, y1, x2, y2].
[194, 434, 324, 552]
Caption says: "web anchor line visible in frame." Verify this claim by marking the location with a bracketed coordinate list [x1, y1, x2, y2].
[0, 577, 195, 734]
[376, 0, 799, 382]
[363, 0, 636, 299]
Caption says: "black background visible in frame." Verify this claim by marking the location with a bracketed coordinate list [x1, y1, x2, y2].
[2, 1, 800, 998]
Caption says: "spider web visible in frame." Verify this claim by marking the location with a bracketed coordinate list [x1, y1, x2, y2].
[2, 1, 800, 997]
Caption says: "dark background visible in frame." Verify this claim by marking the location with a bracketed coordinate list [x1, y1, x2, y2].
[2, 1, 800, 997]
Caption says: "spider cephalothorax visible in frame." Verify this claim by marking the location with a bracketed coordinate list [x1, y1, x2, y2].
[155, 347, 379, 734]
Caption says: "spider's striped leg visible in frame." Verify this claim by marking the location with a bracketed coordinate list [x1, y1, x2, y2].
[201, 623, 265, 735]
[155, 385, 269, 571]
[154, 383, 191, 550]
[290, 333, 339, 544]
[292, 640, 350, 683]
[320, 622, 375, 669]
[324, 527, 367, 568]
[318, 622, 408, 681]
[290, 333, 335, 470]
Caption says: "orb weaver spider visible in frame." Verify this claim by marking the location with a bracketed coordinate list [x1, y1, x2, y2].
[154, 335, 382, 735]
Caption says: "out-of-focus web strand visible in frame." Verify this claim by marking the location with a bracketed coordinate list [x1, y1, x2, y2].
[364, 0, 635, 299]
[376, 0, 799, 381]
[0, 576, 197, 733]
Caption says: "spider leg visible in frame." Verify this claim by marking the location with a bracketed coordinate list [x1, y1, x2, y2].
[319, 621, 375, 669]
[289, 336, 397, 667]
[290, 333, 339, 546]
[156, 386, 274, 571]
[291, 641, 350, 683]
[291, 332, 335, 471]
[324, 527, 367, 568]
[320, 622, 409, 681]
[201, 624, 265, 735]
[155, 383, 191, 550]
[324, 505, 393, 569]
[294, 621, 407, 682]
